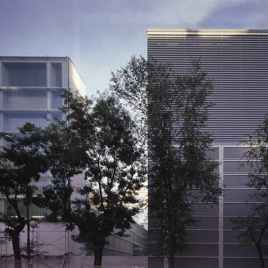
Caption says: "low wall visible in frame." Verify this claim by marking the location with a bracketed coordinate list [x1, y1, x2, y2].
[69, 255, 148, 268]
[0, 255, 148, 268]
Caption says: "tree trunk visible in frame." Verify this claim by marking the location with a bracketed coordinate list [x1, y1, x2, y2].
[94, 246, 104, 267]
[168, 256, 175, 268]
[11, 234, 22, 268]
[14, 260, 22, 268]
[256, 244, 265, 268]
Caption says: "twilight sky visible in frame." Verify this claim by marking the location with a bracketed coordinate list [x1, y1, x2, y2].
[0, 0, 267, 96]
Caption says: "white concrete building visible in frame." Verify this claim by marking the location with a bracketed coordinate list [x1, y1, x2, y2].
[0, 56, 86, 267]
[0, 56, 147, 267]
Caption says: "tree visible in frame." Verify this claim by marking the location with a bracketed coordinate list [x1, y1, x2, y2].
[71, 93, 146, 267]
[149, 60, 221, 268]
[232, 215, 268, 268]
[110, 57, 221, 268]
[232, 116, 268, 268]
[34, 89, 93, 226]
[110, 55, 169, 143]
[37, 90, 146, 267]
[0, 123, 48, 268]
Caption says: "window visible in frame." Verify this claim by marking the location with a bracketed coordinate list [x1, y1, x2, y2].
[50, 63, 62, 87]
[3, 89, 47, 109]
[2, 62, 47, 87]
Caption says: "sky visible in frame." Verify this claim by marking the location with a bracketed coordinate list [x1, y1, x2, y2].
[0, 0, 267, 97]
[0, 0, 267, 227]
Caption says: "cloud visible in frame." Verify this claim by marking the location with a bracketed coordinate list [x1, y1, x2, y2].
[145, 0, 268, 30]
[198, 0, 268, 29]
[148, 0, 219, 27]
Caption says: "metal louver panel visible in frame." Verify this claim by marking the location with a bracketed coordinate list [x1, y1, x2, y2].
[147, 30, 268, 143]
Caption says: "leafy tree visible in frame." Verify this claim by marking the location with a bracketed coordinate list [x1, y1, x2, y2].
[110, 55, 169, 143]
[110, 57, 221, 268]
[232, 215, 268, 268]
[34, 90, 93, 225]
[0, 123, 48, 268]
[110, 56, 149, 117]
[37, 90, 146, 267]
[71, 93, 146, 267]
[149, 60, 221, 268]
[232, 116, 268, 268]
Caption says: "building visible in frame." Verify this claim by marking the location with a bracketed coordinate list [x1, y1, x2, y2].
[147, 29, 268, 268]
[0, 56, 86, 267]
[0, 56, 147, 267]
[0, 56, 86, 134]
[0, 56, 85, 215]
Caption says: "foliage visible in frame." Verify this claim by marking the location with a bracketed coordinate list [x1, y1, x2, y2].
[111, 56, 221, 267]
[0, 123, 48, 265]
[20, 240, 48, 259]
[110, 55, 149, 117]
[110, 55, 169, 144]
[71, 93, 146, 266]
[37, 90, 146, 267]
[34, 90, 93, 226]
[232, 115, 268, 268]
[149, 60, 221, 265]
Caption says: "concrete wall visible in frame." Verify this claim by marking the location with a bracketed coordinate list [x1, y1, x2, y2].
[0, 256, 148, 268]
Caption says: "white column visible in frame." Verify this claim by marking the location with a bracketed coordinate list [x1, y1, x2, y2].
[218, 145, 224, 268]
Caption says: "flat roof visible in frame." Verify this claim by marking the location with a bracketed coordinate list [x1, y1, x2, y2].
[0, 56, 69, 60]
[147, 29, 268, 35]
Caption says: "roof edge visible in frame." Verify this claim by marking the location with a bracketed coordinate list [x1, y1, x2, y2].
[147, 29, 268, 35]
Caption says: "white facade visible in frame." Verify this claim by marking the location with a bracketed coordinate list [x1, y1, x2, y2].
[0, 56, 85, 217]
[0, 57, 86, 265]
[0, 57, 147, 267]
[0, 56, 86, 133]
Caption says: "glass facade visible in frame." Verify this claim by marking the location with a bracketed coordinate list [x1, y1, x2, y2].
[2, 62, 47, 87]
[105, 223, 148, 256]
[0, 56, 85, 219]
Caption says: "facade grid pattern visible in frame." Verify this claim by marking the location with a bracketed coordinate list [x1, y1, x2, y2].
[0, 56, 148, 264]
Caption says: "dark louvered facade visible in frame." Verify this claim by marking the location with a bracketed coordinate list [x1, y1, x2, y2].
[147, 29, 268, 268]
